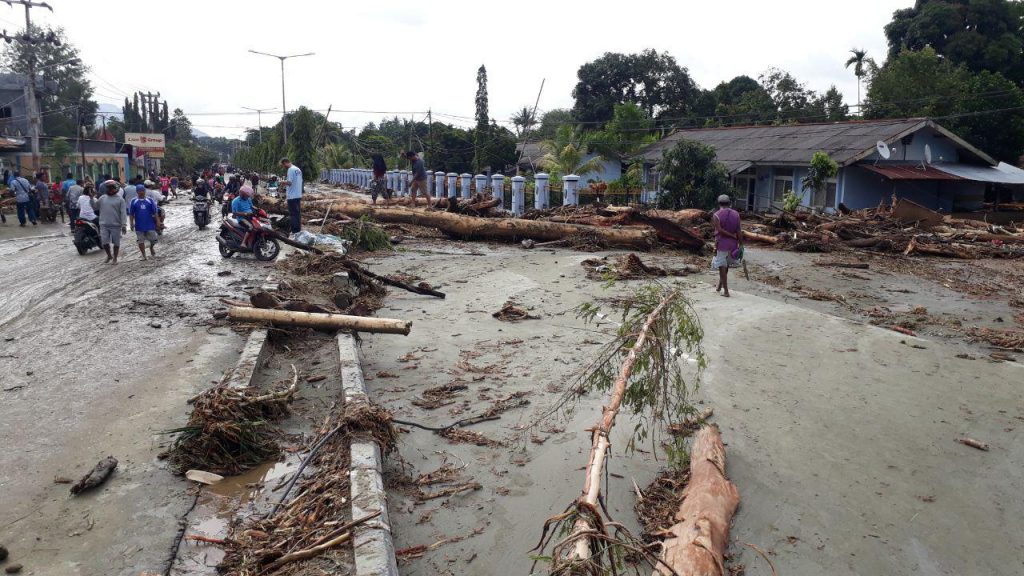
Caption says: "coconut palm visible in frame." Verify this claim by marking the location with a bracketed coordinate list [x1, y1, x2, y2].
[510, 106, 537, 139]
[845, 48, 874, 111]
[538, 124, 605, 181]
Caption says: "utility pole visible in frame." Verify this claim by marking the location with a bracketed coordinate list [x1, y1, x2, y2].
[242, 106, 274, 144]
[427, 108, 433, 167]
[3, 1, 57, 172]
[248, 50, 314, 148]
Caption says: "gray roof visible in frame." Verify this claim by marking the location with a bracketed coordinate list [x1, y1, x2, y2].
[639, 119, 995, 171]
[515, 142, 544, 166]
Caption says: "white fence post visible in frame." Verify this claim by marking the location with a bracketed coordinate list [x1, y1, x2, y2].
[434, 171, 446, 199]
[490, 174, 505, 209]
[563, 174, 580, 206]
[460, 173, 472, 199]
[399, 170, 409, 197]
[534, 172, 549, 209]
[511, 175, 525, 216]
[447, 172, 458, 199]
[474, 174, 487, 197]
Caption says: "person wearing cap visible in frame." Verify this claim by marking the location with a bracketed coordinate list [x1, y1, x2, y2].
[231, 184, 256, 247]
[129, 184, 162, 259]
[96, 180, 128, 264]
[711, 194, 742, 297]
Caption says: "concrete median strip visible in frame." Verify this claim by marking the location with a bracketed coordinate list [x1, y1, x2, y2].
[338, 332, 400, 576]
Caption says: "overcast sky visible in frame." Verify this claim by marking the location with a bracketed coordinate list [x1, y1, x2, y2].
[19, 0, 911, 138]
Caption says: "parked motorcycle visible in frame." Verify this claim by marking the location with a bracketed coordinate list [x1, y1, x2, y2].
[72, 218, 101, 255]
[192, 195, 211, 229]
[217, 209, 281, 261]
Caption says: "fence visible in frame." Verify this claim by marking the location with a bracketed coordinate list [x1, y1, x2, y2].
[320, 169, 660, 215]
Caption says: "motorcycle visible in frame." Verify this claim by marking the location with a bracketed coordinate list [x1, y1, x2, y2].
[72, 218, 101, 255]
[192, 194, 211, 229]
[217, 208, 281, 261]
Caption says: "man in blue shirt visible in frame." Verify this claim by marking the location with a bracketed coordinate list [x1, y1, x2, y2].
[61, 172, 76, 195]
[128, 186, 162, 260]
[280, 157, 303, 235]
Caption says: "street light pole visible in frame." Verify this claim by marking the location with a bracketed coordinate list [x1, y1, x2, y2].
[241, 106, 275, 144]
[247, 50, 314, 148]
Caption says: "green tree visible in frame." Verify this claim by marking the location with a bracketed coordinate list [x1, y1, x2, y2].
[884, 0, 1024, 86]
[705, 76, 775, 126]
[105, 117, 126, 143]
[473, 65, 490, 172]
[538, 125, 606, 181]
[571, 49, 699, 126]
[169, 108, 193, 142]
[864, 46, 1024, 161]
[510, 106, 536, 139]
[593, 102, 656, 160]
[43, 136, 72, 173]
[535, 109, 574, 139]
[801, 151, 839, 207]
[656, 139, 730, 209]
[288, 106, 319, 180]
[845, 48, 874, 109]
[0, 25, 97, 137]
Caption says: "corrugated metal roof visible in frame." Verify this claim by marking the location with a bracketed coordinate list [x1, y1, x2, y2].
[640, 119, 926, 166]
[933, 162, 1024, 184]
[860, 163, 963, 180]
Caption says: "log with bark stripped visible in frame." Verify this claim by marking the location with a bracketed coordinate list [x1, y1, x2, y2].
[227, 306, 411, 334]
[654, 425, 740, 576]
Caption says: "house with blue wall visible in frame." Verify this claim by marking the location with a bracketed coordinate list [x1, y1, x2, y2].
[638, 119, 1024, 212]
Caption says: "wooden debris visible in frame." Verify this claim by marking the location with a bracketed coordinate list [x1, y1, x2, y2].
[957, 437, 990, 451]
[655, 425, 740, 575]
[228, 306, 411, 335]
[416, 482, 482, 501]
[492, 302, 539, 322]
[70, 456, 118, 495]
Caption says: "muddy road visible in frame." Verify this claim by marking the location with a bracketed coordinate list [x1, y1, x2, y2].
[0, 200, 272, 575]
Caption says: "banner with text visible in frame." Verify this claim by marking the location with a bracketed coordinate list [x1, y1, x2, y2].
[125, 133, 166, 149]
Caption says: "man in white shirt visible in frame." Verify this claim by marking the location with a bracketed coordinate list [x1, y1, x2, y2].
[280, 158, 303, 235]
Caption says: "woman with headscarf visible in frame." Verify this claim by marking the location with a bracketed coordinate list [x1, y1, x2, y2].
[370, 153, 390, 205]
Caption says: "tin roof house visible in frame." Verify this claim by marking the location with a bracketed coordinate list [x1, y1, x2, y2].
[638, 119, 1024, 212]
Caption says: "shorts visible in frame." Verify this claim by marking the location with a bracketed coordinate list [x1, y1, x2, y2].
[100, 225, 122, 246]
[711, 250, 738, 269]
[370, 177, 391, 201]
[136, 229, 159, 243]
[410, 179, 430, 196]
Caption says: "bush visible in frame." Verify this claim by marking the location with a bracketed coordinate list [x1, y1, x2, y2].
[656, 139, 730, 209]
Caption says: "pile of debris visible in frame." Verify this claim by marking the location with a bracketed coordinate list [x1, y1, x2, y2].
[739, 199, 1024, 259]
[581, 253, 698, 281]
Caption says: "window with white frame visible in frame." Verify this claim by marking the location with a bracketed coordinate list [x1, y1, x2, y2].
[811, 178, 838, 208]
[772, 168, 793, 202]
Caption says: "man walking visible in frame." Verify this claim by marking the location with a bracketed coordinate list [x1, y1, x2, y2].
[66, 179, 84, 224]
[35, 174, 52, 222]
[711, 194, 742, 298]
[10, 171, 36, 226]
[280, 158, 303, 236]
[96, 180, 127, 264]
[405, 151, 433, 206]
[129, 185, 162, 260]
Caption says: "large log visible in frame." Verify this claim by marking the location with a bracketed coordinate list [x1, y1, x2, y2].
[741, 230, 779, 245]
[321, 204, 658, 250]
[228, 306, 411, 334]
[654, 425, 740, 576]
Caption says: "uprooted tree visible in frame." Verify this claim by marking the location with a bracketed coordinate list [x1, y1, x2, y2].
[532, 283, 712, 574]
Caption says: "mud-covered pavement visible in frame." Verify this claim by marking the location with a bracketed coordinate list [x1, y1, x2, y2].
[0, 199, 274, 575]
[355, 237, 1023, 576]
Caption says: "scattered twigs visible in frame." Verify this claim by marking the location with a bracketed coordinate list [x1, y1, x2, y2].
[262, 511, 381, 572]
[69, 456, 118, 495]
[342, 260, 445, 299]
[737, 540, 778, 576]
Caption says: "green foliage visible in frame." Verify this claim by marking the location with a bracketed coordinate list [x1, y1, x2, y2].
[288, 106, 319, 182]
[535, 109, 574, 140]
[538, 125, 606, 181]
[165, 140, 217, 174]
[800, 151, 839, 209]
[592, 103, 656, 160]
[169, 108, 193, 142]
[510, 106, 536, 139]
[656, 139, 730, 209]
[474, 65, 490, 173]
[845, 48, 875, 106]
[43, 137, 72, 171]
[783, 190, 801, 212]
[575, 284, 705, 466]
[865, 46, 1024, 161]
[341, 216, 392, 252]
[0, 24, 97, 137]
[572, 49, 700, 126]
[884, 0, 1024, 86]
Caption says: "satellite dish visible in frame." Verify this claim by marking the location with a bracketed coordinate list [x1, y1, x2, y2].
[924, 144, 933, 164]
[876, 141, 891, 160]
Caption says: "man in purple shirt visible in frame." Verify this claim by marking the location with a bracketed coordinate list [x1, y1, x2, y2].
[711, 194, 742, 297]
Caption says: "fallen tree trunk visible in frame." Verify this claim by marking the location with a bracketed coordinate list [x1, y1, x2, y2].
[342, 261, 445, 299]
[904, 237, 978, 259]
[571, 293, 677, 561]
[266, 229, 323, 254]
[228, 306, 412, 335]
[741, 230, 779, 245]
[320, 204, 658, 250]
[70, 456, 118, 495]
[654, 425, 739, 575]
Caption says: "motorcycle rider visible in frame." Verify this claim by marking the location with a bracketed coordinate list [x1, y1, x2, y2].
[230, 185, 256, 248]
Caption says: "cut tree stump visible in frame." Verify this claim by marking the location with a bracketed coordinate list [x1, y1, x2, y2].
[654, 425, 739, 576]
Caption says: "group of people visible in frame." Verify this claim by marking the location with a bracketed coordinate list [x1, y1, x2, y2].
[74, 175, 170, 264]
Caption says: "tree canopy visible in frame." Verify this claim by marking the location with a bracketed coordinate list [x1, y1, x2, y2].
[657, 139, 730, 209]
[884, 0, 1024, 86]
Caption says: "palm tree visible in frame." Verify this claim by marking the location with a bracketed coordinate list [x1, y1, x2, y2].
[510, 106, 536, 139]
[845, 48, 874, 112]
[538, 125, 606, 181]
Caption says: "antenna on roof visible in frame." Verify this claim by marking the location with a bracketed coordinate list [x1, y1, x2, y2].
[920, 144, 932, 171]
[875, 140, 891, 165]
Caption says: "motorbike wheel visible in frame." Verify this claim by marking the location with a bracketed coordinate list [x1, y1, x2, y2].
[219, 242, 235, 258]
[73, 230, 89, 255]
[253, 236, 281, 261]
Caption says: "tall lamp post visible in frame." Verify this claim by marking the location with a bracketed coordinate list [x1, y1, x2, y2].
[247, 50, 314, 148]
[241, 106, 275, 144]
